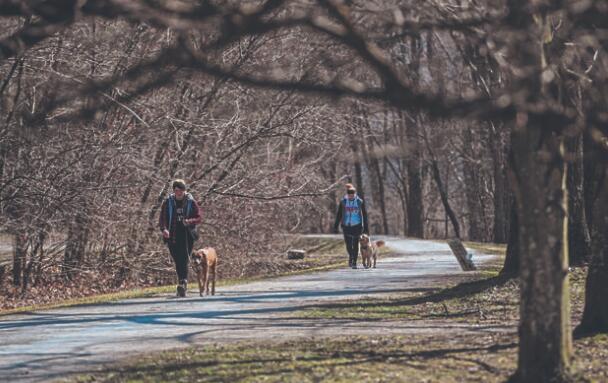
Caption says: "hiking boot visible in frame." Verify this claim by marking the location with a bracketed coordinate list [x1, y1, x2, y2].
[177, 280, 187, 298]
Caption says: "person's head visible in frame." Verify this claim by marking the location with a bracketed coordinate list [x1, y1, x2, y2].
[172, 179, 187, 199]
[345, 183, 356, 199]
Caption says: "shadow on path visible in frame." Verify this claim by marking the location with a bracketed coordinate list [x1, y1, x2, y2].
[0, 287, 421, 331]
[301, 274, 515, 311]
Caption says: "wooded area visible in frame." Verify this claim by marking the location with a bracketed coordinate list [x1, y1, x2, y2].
[1, 1, 607, 381]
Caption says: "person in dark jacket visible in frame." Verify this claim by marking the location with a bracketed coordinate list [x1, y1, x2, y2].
[159, 179, 202, 297]
[334, 183, 369, 269]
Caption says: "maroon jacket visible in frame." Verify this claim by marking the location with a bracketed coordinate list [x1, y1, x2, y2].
[159, 193, 202, 243]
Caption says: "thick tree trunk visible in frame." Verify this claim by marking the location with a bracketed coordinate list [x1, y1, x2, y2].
[576, 154, 608, 334]
[566, 134, 591, 266]
[504, 3, 572, 380]
[510, 125, 572, 382]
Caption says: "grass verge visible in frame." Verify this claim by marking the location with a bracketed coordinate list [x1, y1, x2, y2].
[72, 334, 520, 383]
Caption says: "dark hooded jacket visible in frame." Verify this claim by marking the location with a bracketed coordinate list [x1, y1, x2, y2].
[159, 192, 202, 243]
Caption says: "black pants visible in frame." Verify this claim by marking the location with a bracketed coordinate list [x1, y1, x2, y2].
[168, 232, 193, 282]
[342, 224, 363, 266]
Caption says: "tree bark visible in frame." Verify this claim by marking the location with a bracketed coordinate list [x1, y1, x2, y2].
[369, 154, 388, 234]
[403, 35, 425, 238]
[406, 115, 424, 238]
[582, 134, 602, 230]
[350, 132, 365, 201]
[576, 151, 608, 334]
[429, 155, 461, 239]
[510, 125, 572, 382]
[490, 122, 510, 243]
[12, 233, 26, 286]
[566, 134, 592, 266]
[462, 127, 483, 241]
[63, 210, 89, 279]
[361, 110, 389, 235]
[501, 200, 519, 275]
[504, 3, 572, 380]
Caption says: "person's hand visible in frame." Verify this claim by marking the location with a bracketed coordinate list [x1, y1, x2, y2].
[162, 229, 170, 239]
[184, 218, 193, 225]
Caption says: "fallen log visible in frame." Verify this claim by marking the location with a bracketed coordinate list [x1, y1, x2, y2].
[287, 249, 306, 260]
[447, 239, 476, 271]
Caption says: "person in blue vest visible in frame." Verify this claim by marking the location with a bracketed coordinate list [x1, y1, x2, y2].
[334, 183, 369, 269]
[159, 179, 202, 297]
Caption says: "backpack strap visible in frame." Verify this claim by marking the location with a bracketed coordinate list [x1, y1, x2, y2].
[186, 196, 192, 218]
[167, 194, 175, 232]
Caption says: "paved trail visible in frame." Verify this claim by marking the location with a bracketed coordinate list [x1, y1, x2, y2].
[0, 236, 498, 382]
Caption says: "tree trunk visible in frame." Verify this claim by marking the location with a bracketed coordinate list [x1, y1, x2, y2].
[429, 156, 461, 239]
[403, 35, 425, 239]
[582, 134, 602, 229]
[324, 160, 338, 233]
[501, 200, 519, 275]
[576, 152, 608, 334]
[370, 156, 389, 234]
[351, 134, 365, 200]
[63, 211, 89, 279]
[490, 122, 510, 243]
[505, 4, 572, 380]
[510, 125, 572, 382]
[406, 116, 424, 238]
[12, 233, 26, 286]
[566, 134, 591, 266]
[463, 127, 483, 241]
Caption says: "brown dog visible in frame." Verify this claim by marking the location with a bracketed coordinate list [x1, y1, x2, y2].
[359, 235, 384, 269]
[191, 247, 217, 296]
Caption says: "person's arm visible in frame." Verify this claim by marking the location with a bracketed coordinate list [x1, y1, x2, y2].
[361, 199, 369, 234]
[333, 200, 343, 233]
[187, 199, 202, 225]
[159, 199, 168, 232]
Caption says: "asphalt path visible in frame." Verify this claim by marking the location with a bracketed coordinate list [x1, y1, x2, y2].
[0, 236, 498, 382]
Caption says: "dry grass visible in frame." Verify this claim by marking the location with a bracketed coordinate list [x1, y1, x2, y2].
[0, 237, 345, 315]
[70, 245, 608, 383]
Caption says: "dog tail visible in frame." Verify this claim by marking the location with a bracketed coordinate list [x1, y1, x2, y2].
[375, 240, 385, 248]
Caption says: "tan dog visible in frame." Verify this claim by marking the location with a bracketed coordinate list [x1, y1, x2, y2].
[191, 247, 217, 296]
[359, 235, 385, 269]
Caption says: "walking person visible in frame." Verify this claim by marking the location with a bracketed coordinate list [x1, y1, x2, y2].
[159, 179, 202, 297]
[334, 183, 369, 269]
